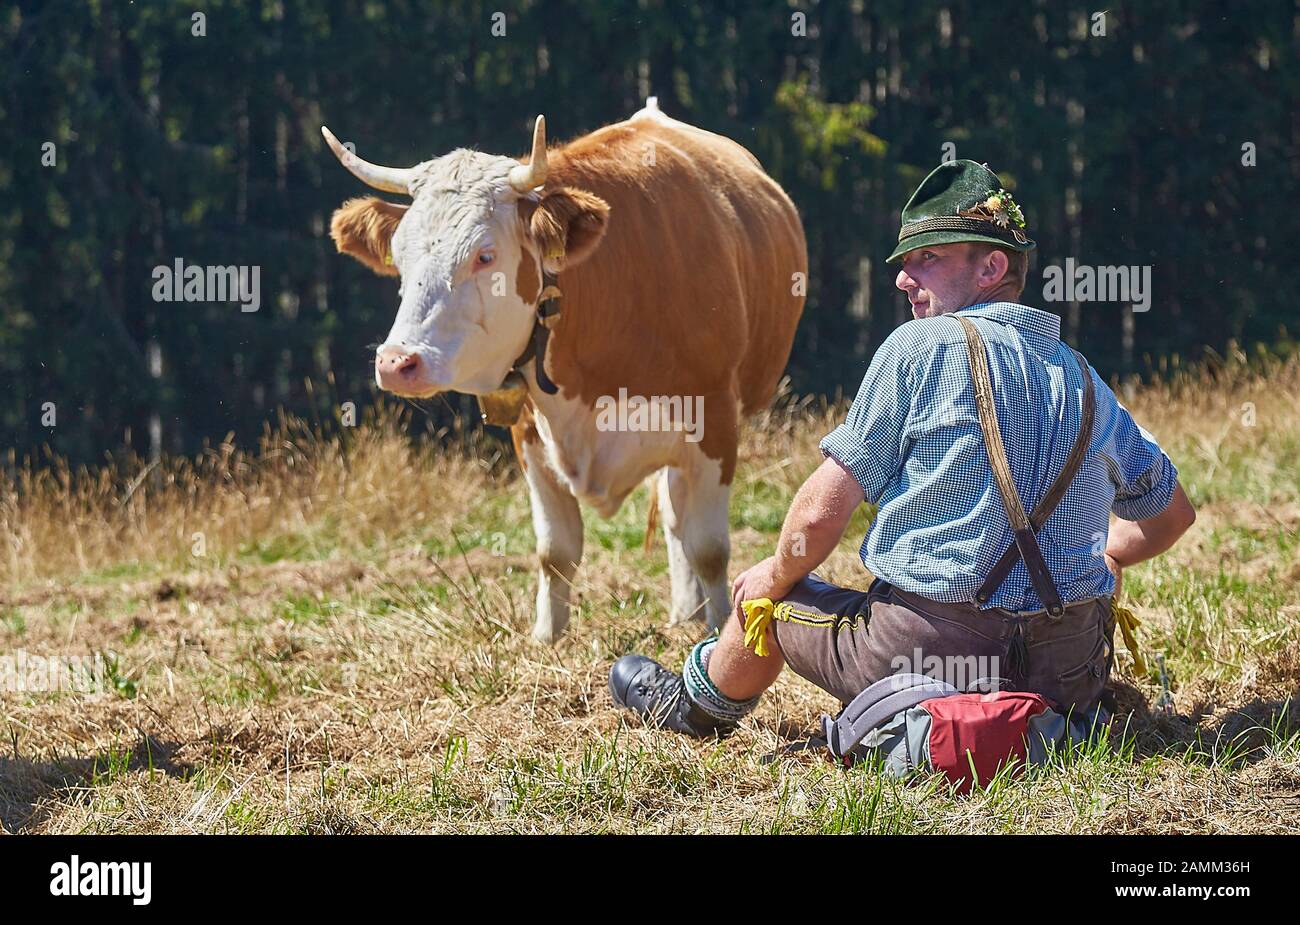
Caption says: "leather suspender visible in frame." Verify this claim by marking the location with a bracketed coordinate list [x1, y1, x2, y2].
[955, 315, 1095, 616]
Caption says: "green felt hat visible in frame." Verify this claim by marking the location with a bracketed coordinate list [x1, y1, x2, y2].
[887, 160, 1036, 263]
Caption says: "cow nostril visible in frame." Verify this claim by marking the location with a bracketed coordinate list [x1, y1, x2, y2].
[376, 349, 420, 378]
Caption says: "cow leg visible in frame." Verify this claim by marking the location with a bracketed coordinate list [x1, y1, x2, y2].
[659, 454, 732, 632]
[659, 467, 704, 626]
[518, 435, 584, 643]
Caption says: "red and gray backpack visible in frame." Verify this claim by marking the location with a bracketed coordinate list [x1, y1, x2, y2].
[819, 673, 1105, 794]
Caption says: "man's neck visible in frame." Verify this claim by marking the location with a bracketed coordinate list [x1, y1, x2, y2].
[959, 284, 1022, 310]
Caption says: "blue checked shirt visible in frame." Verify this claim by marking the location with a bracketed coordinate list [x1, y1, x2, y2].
[820, 302, 1179, 612]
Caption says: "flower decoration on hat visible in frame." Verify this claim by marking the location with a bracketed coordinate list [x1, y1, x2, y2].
[958, 189, 1028, 244]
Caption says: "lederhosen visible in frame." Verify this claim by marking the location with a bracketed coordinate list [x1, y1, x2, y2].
[764, 316, 1115, 714]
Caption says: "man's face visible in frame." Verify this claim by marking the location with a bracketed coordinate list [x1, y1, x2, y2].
[894, 243, 988, 319]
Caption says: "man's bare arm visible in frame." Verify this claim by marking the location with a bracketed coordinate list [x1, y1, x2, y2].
[728, 456, 867, 618]
[769, 457, 867, 587]
[1105, 480, 1196, 569]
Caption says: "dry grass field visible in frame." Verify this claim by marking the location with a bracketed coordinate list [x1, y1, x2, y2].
[2, 348, 1298, 833]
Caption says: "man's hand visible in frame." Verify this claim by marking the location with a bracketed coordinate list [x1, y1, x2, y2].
[731, 556, 798, 616]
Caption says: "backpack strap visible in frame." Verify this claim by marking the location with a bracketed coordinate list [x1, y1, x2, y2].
[821, 673, 958, 760]
[955, 316, 1095, 616]
[967, 676, 1016, 694]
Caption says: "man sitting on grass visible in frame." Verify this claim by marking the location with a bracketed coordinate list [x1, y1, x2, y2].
[608, 159, 1196, 736]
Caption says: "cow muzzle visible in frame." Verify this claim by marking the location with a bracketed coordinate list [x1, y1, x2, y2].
[375, 344, 437, 396]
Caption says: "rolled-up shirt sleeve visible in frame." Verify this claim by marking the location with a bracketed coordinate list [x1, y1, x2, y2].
[1109, 405, 1179, 521]
[819, 329, 916, 504]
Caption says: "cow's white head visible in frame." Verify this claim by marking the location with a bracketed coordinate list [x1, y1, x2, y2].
[325, 117, 610, 396]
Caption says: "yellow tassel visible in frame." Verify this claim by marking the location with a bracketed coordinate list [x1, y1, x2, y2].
[1111, 597, 1146, 677]
[741, 598, 776, 657]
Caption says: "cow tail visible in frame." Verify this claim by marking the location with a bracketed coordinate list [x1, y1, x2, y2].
[643, 480, 659, 552]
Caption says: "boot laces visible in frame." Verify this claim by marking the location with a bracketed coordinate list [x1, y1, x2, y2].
[639, 665, 686, 715]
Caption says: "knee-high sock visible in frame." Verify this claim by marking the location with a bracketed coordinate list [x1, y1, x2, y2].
[682, 638, 760, 724]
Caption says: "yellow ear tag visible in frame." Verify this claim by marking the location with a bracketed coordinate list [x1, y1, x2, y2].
[384, 253, 393, 266]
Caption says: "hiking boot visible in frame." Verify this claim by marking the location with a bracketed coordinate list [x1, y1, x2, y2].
[608, 654, 735, 738]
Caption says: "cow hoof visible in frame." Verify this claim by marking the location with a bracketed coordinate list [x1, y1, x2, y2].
[667, 608, 706, 627]
[532, 624, 564, 644]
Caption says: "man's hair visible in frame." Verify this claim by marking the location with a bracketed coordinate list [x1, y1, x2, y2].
[967, 243, 1028, 298]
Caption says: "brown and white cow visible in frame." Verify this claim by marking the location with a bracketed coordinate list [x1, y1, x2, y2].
[325, 99, 806, 641]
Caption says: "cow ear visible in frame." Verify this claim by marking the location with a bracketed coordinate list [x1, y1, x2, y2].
[330, 197, 408, 276]
[519, 187, 610, 269]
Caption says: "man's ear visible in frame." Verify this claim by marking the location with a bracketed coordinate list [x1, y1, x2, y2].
[976, 247, 1010, 289]
[329, 197, 408, 276]
[518, 187, 611, 270]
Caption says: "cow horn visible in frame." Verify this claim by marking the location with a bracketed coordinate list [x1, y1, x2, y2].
[320, 125, 414, 195]
[508, 115, 548, 192]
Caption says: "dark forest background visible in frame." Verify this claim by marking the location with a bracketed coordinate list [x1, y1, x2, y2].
[2, 0, 1296, 467]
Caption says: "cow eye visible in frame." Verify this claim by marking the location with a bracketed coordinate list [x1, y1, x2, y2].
[475, 249, 496, 268]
